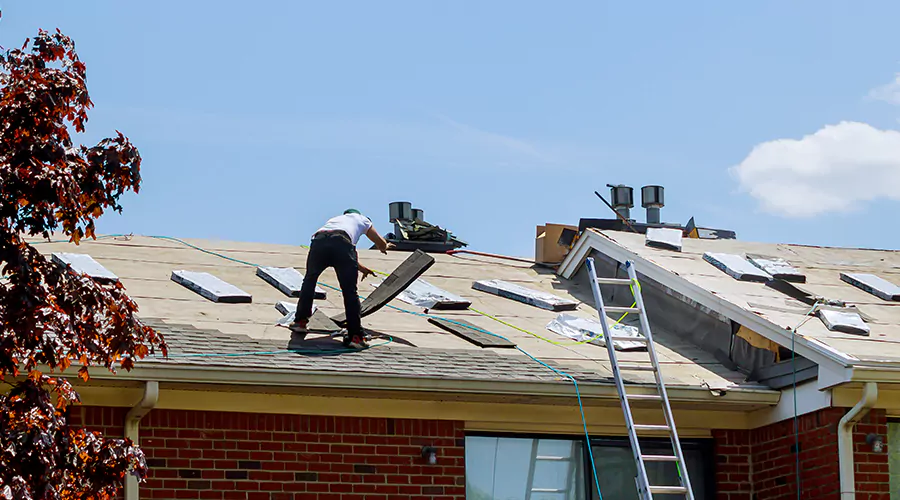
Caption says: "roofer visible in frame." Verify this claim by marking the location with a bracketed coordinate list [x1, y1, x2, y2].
[290, 209, 391, 348]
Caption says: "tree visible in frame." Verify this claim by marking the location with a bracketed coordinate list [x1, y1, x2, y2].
[0, 27, 167, 499]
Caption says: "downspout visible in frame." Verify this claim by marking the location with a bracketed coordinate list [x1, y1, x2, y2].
[838, 382, 877, 500]
[124, 381, 159, 500]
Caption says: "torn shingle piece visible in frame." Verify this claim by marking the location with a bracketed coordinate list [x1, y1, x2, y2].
[373, 278, 471, 310]
[171, 270, 252, 303]
[256, 266, 325, 299]
[703, 252, 772, 282]
[840, 273, 900, 301]
[645, 227, 683, 252]
[275, 301, 296, 316]
[275, 304, 318, 326]
[51, 253, 118, 282]
[332, 249, 435, 326]
[545, 313, 646, 351]
[472, 279, 578, 311]
[746, 254, 806, 283]
[428, 317, 515, 348]
[817, 308, 870, 336]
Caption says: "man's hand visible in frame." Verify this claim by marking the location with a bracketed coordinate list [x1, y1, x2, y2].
[358, 264, 376, 281]
[366, 226, 391, 254]
[384, 242, 396, 254]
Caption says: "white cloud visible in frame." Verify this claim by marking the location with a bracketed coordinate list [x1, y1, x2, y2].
[868, 74, 900, 105]
[731, 121, 900, 217]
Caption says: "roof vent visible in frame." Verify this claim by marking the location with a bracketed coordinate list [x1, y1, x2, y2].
[641, 185, 664, 224]
[389, 201, 413, 222]
[385, 201, 467, 253]
[607, 184, 634, 220]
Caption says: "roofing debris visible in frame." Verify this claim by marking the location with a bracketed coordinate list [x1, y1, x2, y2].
[332, 250, 435, 326]
[275, 301, 297, 315]
[428, 317, 516, 348]
[840, 273, 900, 302]
[257, 266, 326, 299]
[170, 270, 252, 303]
[703, 252, 772, 282]
[817, 307, 870, 336]
[372, 278, 471, 310]
[472, 279, 578, 312]
[546, 313, 646, 351]
[746, 254, 806, 283]
[645, 227, 683, 252]
[51, 252, 119, 282]
[387, 219, 468, 252]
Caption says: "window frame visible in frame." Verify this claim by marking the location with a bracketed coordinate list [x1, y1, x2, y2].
[465, 431, 592, 499]
[588, 436, 717, 498]
[463, 432, 717, 499]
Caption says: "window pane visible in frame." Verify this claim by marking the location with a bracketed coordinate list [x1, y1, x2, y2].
[889, 422, 900, 500]
[466, 436, 585, 500]
[590, 442, 708, 500]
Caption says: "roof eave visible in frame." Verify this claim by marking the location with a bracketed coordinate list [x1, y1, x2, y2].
[74, 363, 778, 407]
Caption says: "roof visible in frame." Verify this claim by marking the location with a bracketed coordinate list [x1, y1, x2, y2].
[559, 229, 900, 377]
[28, 234, 772, 398]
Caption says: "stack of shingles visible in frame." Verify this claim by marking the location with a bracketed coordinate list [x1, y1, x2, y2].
[700, 251, 900, 337]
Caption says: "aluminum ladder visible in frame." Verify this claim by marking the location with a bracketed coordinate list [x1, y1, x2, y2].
[524, 439, 581, 500]
[585, 257, 695, 499]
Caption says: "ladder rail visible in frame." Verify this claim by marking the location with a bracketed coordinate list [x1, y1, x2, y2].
[585, 258, 653, 498]
[625, 260, 695, 499]
[524, 438, 538, 500]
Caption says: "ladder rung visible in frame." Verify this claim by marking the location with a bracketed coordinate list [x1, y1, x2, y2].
[530, 488, 565, 493]
[618, 363, 656, 371]
[649, 485, 688, 494]
[642, 454, 679, 462]
[605, 306, 641, 314]
[632, 424, 671, 432]
[535, 456, 567, 461]
[627, 394, 662, 401]
[608, 335, 648, 343]
[596, 277, 633, 285]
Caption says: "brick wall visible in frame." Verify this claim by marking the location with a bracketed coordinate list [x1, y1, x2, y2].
[713, 408, 889, 500]
[69, 407, 466, 500]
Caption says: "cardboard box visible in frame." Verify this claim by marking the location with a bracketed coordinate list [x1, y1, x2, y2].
[535, 223, 577, 264]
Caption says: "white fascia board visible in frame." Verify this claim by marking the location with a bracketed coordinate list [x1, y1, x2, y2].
[558, 230, 857, 373]
[747, 380, 831, 428]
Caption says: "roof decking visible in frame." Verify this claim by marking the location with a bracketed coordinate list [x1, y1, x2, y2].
[563, 229, 900, 367]
[28, 234, 763, 393]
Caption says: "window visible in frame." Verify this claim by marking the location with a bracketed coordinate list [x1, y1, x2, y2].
[466, 435, 585, 500]
[589, 438, 713, 500]
[465, 435, 714, 500]
[889, 421, 900, 499]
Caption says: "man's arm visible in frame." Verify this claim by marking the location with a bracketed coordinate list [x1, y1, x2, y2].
[365, 225, 393, 254]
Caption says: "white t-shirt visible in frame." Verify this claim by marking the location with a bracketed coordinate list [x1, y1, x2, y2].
[315, 213, 373, 246]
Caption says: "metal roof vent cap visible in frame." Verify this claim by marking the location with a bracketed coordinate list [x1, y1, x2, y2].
[641, 185, 665, 224]
[607, 184, 634, 221]
[389, 201, 412, 222]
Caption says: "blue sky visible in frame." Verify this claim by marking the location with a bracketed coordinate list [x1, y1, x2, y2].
[4, 1, 900, 256]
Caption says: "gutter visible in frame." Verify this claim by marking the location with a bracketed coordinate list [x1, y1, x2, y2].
[76, 363, 779, 406]
[558, 229, 857, 373]
[838, 382, 877, 500]
[124, 381, 159, 500]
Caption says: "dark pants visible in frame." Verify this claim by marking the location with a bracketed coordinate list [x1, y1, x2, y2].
[295, 232, 362, 335]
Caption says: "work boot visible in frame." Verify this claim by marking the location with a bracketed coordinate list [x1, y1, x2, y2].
[343, 332, 369, 349]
